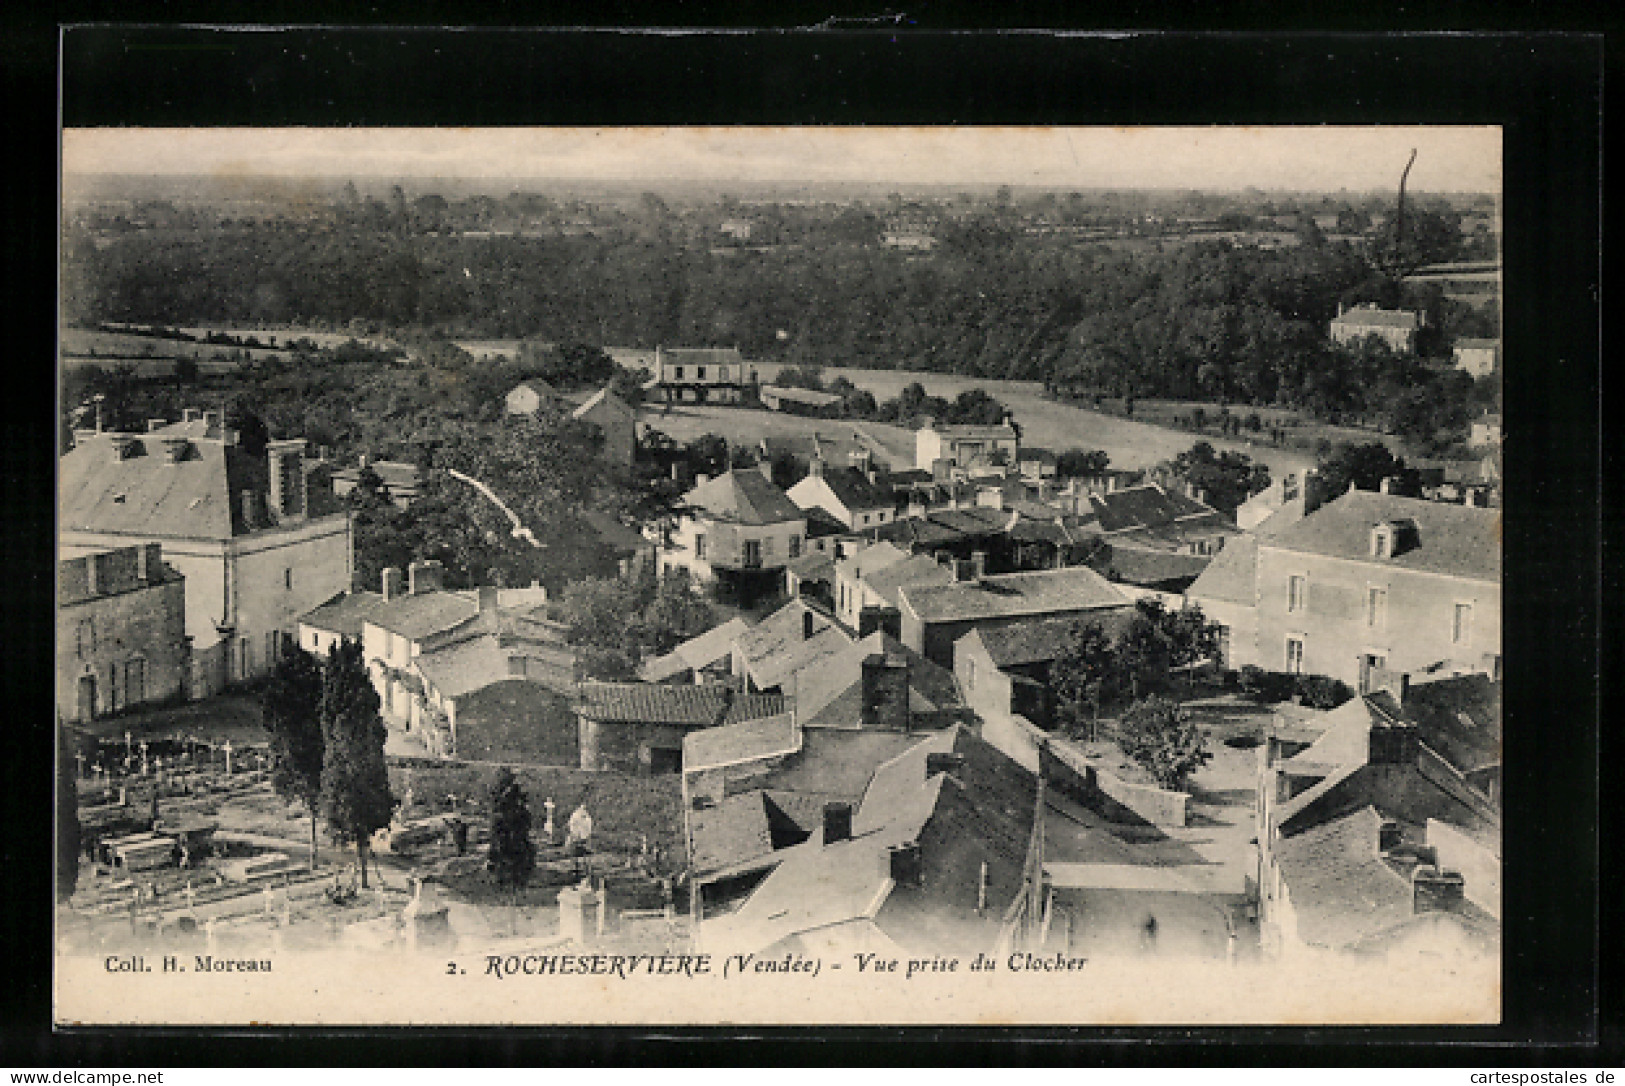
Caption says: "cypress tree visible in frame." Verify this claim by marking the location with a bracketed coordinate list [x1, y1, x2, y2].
[318, 639, 396, 888]
[263, 639, 326, 869]
[487, 769, 536, 907]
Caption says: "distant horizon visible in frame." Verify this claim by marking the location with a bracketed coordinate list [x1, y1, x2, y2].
[62, 127, 1502, 195]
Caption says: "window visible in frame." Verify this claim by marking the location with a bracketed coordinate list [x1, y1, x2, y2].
[1287, 575, 1307, 613]
[694, 534, 707, 560]
[124, 658, 145, 706]
[1285, 638, 1305, 675]
[788, 534, 802, 559]
[1453, 603, 1473, 645]
[673, 366, 684, 380]
[966, 658, 977, 690]
[862, 513, 871, 525]
[1367, 587, 1388, 628]
[742, 540, 762, 567]
[76, 619, 95, 659]
[697, 367, 706, 380]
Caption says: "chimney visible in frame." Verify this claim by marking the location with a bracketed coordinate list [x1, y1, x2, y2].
[267, 439, 307, 518]
[1465, 488, 1484, 508]
[802, 609, 817, 640]
[757, 458, 774, 483]
[147, 418, 166, 432]
[860, 653, 911, 731]
[85, 552, 101, 597]
[478, 585, 500, 614]
[238, 490, 258, 530]
[409, 560, 444, 596]
[858, 605, 901, 641]
[1367, 722, 1420, 766]
[887, 842, 923, 888]
[822, 802, 852, 845]
[1378, 819, 1403, 853]
[1412, 865, 1466, 915]
[159, 436, 189, 464]
[1379, 476, 1394, 495]
[381, 567, 404, 603]
[183, 407, 202, 423]
[808, 456, 824, 478]
[136, 543, 161, 584]
[203, 410, 222, 434]
[925, 752, 964, 776]
[1107, 475, 1118, 494]
[108, 434, 136, 463]
[970, 551, 987, 580]
[694, 473, 710, 487]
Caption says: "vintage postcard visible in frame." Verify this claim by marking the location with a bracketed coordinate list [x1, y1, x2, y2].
[56, 124, 1503, 1027]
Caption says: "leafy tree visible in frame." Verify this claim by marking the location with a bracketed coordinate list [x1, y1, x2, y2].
[318, 639, 396, 888]
[1162, 441, 1271, 516]
[685, 434, 730, 478]
[1053, 448, 1118, 477]
[1315, 441, 1422, 498]
[1049, 621, 1121, 740]
[1115, 604, 1173, 701]
[56, 721, 80, 903]
[486, 768, 536, 905]
[262, 640, 327, 870]
[1114, 695, 1212, 792]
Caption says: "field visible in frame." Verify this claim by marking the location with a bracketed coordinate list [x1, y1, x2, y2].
[641, 401, 919, 467]
[739, 365, 1318, 477]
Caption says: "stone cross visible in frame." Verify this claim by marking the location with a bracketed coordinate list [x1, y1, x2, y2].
[222, 739, 233, 776]
[182, 881, 197, 914]
[543, 799, 556, 843]
[139, 741, 149, 777]
[75, 752, 85, 780]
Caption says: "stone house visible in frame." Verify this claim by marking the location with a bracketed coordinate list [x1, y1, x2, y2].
[58, 544, 188, 722]
[60, 411, 353, 696]
[659, 468, 807, 608]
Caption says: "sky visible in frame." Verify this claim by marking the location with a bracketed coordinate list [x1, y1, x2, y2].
[62, 126, 1501, 194]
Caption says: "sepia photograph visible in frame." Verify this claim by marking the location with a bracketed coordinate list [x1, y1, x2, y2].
[55, 121, 1508, 1027]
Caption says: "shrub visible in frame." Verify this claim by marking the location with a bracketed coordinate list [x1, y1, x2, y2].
[1113, 695, 1212, 792]
[1295, 674, 1355, 710]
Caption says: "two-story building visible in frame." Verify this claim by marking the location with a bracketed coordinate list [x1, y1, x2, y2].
[660, 468, 808, 607]
[649, 346, 757, 405]
[1253, 490, 1501, 692]
[58, 544, 189, 722]
[915, 418, 1020, 474]
[60, 411, 353, 696]
[1329, 304, 1420, 353]
[786, 458, 896, 532]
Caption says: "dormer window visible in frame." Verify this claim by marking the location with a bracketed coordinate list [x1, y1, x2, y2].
[1370, 524, 1395, 559]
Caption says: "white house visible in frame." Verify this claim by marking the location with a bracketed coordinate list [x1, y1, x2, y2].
[915, 418, 1020, 474]
[661, 467, 807, 608]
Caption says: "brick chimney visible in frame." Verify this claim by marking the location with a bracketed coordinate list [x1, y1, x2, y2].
[381, 567, 404, 602]
[1412, 865, 1466, 914]
[822, 801, 852, 845]
[860, 653, 910, 731]
[409, 559, 444, 596]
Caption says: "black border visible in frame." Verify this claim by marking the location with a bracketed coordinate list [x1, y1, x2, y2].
[6, 22, 1608, 1065]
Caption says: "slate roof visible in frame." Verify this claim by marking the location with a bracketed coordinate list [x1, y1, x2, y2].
[1401, 674, 1503, 777]
[682, 470, 804, 526]
[640, 617, 754, 682]
[1184, 535, 1258, 606]
[1096, 544, 1212, 589]
[576, 683, 789, 727]
[60, 429, 269, 541]
[366, 591, 481, 642]
[1089, 484, 1216, 534]
[929, 422, 1019, 440]
[966, 612, 1138, 669]
[900, 566, 1129, 625]
[785, 552, 837, 584]
[1262, 490, 1501, 582]
[299, 591, 388, 639]
[733, 600, 854, 690]
[789, 631, 962, 727]
[836, 541, 910, 583]
[761, 385, 844, 408]
[1331, 307, 1419, 329]
[662, 347, 745, 366]
[683, 712, 801, 773]
[815, 466, 891, 513]
[1275, 806, 1418, 951]
[803, 508, 850, 540]
[687, 793, 775, 874]
[570, 387, 630, 420]
[858, 554, 956, 606]
[415, 636, 578, 700]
